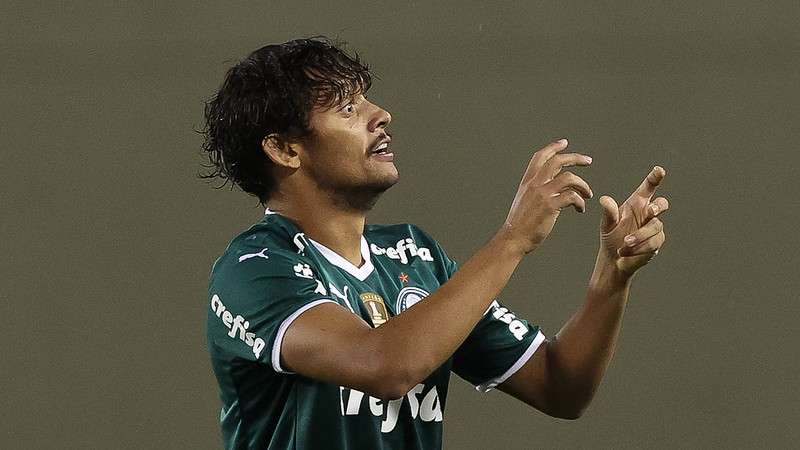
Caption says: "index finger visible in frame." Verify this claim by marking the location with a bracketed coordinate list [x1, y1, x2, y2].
[631, 166, 666, 201]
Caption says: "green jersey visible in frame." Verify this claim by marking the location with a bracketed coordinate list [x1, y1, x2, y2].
[207, 210, 545, 450]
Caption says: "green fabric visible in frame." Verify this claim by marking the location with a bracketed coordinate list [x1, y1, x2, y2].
[207, 212, 543, 450]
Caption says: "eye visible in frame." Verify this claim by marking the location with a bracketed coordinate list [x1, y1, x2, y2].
[342, 103, 356, 114]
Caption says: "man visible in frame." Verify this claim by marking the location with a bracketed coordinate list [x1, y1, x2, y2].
[202, 36, 669, 450]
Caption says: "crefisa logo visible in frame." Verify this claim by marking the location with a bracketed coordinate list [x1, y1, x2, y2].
[211, 294, 266, 359]
[370, 238, 434, 265]
[395, 287, 430, 313]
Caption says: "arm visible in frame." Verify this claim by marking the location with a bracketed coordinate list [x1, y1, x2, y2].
[283, 231, 523, 399]
[499, 166, 670, 419]
[282, 139, 595, 399]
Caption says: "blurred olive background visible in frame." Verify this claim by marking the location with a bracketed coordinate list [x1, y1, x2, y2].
[2, 1, 798, 449]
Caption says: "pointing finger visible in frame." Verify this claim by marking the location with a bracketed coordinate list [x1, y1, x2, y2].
[631, 166, 666, 201]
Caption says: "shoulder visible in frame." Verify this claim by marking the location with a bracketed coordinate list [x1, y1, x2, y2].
[213, 213, 309, 264]
[209, 215, 318, 290]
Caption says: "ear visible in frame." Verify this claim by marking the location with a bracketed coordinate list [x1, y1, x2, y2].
[262, 134, 301, 169]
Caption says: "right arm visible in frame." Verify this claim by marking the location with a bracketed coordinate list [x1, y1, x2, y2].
[282, 139, 594, 399]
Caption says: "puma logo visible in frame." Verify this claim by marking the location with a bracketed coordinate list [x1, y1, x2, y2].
[238, 248, 269, 263]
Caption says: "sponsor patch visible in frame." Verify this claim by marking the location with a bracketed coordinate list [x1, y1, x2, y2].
[491, 304, 529, 341]
[339, 383, 442, 433]
[210, 294, 266, 359]
[370, 238, 434, 265]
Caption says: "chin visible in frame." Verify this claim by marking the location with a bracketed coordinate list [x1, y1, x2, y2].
[376, 171, 400, 191]
[362, 163, 398, 188]
[363, 176, 398, 195]
[378, 165, 400, 185]
[336, 176, 398, 212]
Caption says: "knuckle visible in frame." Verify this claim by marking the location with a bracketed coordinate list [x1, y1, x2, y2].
[542, 176, 558, 188]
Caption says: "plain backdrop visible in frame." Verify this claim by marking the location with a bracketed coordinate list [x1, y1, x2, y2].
[3, 1, 799, 449]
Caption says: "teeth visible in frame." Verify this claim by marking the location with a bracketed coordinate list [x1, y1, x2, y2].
[376, 142, 388, 150]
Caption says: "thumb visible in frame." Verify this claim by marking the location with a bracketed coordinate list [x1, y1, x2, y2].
[599, 195, 619, 233]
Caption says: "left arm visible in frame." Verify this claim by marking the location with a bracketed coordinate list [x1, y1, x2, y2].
[498, 166, 669, 419]
[498, 254, 632, 419]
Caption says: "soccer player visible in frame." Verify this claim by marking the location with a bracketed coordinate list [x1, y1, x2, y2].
[201, 36, 669, 450]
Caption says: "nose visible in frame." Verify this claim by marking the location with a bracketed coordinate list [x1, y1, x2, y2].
[368, 105, 392, 133]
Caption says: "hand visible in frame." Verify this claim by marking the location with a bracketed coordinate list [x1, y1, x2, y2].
[501, 139, 594, 254]
[597, 166, 669, 277]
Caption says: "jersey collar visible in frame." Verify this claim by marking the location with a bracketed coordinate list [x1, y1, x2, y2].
[307, 235, 374, 281]
[266, 208, 375, 281]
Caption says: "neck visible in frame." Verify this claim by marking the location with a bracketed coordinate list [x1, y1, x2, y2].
[268, 192, 367, 268]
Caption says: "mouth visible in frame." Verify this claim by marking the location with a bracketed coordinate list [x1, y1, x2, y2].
[369, 137, 393, 157]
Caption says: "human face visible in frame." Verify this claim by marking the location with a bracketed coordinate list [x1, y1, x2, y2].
[299, 92, 396, 211]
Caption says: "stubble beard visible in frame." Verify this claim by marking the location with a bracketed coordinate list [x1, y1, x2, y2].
[313, 168, 398, 213]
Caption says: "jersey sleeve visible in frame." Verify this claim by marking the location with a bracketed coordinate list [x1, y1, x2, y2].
[207, 246, 339, 373]
[445, 259, 547, 393]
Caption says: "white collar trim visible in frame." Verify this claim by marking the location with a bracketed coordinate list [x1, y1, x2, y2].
[265, 208, 374, 281]
[307, 235, 374, 281]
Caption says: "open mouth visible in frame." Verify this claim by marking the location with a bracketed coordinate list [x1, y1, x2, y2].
[370, 141, 392, 156]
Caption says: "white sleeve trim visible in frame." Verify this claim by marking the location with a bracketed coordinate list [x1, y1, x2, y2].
[271, 299, 338, 374]
[475, 330, 546, 393]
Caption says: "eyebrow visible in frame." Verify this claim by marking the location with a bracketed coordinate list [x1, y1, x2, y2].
[335, 93, 364, 111]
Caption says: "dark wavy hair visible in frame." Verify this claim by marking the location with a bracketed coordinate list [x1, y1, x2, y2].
[199, 36, 374, 204]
